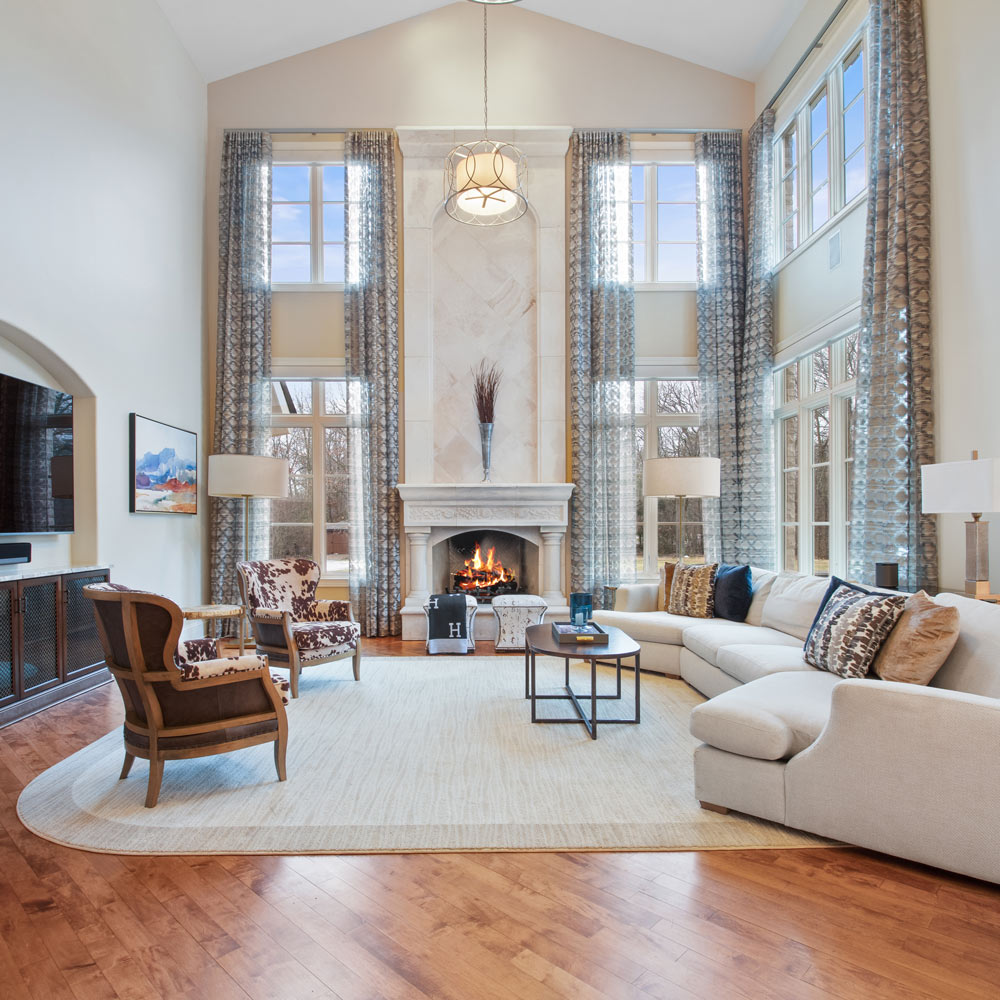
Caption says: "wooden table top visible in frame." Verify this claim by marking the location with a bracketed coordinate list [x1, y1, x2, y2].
[181, 603, 244, 620]
[524, 623, 640, 660]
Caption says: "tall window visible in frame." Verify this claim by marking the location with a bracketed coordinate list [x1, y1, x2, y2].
[271, 163, 345, 285]
[635, 379, 703, 575]
[778, 125, 799, 256]
[774, 333, 858, 576]
[841, 44, 867, 202]
[808, 87, 830, 231]
[630, 161, 698, 284]
[267, 378, 349, 576]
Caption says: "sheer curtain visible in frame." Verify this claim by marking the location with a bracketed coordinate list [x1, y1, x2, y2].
[849, 0, 937, 591]
[210, 129, 272, 604]
[568, 130, 637, 607]
[344, 129, 402, 635]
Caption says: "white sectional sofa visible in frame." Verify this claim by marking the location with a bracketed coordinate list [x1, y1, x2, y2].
[594, 570, 1000, 884]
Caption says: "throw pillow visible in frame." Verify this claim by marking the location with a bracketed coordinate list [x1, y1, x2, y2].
[804, 575, 872, 649]
[874, 591, 960, 684]
[804, 585, 907, 678]
[657, 562, 676, 612]
[668, 563, 718, 619]
[714, 563, 753, 622]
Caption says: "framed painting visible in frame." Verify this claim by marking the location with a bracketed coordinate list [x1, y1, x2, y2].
[129, 414, 198, 515]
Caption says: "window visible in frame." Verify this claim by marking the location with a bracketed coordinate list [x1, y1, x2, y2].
[271, 163, 345, 285]
[267, 378, 349, 576]
[630, 161, 698, 284]
[635, 379, 703, 574]
[774, 333, 858, 577]
[773, 26, 868, 261]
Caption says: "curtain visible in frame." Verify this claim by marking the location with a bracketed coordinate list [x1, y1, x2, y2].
[849, 0, 936, 592]
[345, 129, 401, 636]
[210, 130, 272, 605]
[695, 132, 745, 564]
[738, 111, 777, 569]
[568, 130, 637, 608]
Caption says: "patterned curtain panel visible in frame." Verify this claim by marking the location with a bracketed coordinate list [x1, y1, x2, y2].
[739, 111, 777, 569]
[345, 129, 402, 636]
[210, 130, 272, 604]
[568, 130, 637, 607]
[849, 0, 937, 592]
[695, 132, 745, 564]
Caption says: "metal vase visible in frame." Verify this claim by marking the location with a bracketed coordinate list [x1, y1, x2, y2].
[479, 422, 494, 482]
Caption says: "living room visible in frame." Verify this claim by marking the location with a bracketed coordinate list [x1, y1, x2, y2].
[1, 0, 999, 997]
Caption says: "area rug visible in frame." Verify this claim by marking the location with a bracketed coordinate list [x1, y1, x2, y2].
[18, 656, 831, 855]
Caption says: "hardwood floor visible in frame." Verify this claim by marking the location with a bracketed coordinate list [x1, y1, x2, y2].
[0, 638, 997, 999]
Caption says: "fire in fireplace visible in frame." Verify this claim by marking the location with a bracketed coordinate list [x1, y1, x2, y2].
[446, 531, 525, 602]
[453, 542, 517, 599]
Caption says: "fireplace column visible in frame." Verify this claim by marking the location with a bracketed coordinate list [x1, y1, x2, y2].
[539, 529, 565, 606]
[405, 527, 432, 607]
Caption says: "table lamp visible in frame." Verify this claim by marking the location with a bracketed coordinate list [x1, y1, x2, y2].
[643, 457, 721, 564]
[921, 451, 1000, 597]
[208, 454, 289, 564]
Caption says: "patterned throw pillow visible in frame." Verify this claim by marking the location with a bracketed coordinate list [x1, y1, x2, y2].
[804, 585, 907, 678]
[668, 563, 718, 619]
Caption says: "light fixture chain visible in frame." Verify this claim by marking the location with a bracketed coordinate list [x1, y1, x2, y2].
[483, 2, 488, 135]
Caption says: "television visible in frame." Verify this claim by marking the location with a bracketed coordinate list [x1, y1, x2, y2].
[0, 370, 74, 534]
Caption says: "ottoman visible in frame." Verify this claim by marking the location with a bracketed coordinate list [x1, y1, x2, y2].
[422, 594, 478, 653]
[492, 594, 548, 651]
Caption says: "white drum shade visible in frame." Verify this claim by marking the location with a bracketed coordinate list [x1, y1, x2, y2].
[921, 458, 1000, 514]
[644, 457, 721, 498]
[208, 454, 289, 499]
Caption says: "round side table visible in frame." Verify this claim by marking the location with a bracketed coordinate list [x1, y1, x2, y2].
[181, 603, 248, 654]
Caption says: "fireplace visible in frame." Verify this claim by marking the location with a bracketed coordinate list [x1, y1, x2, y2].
[438, 530, 529, 602]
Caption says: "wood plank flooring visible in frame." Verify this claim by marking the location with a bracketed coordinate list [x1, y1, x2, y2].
[0, 637, 997, 999]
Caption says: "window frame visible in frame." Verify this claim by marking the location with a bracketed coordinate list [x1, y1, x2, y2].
[268, 377, 349, 580]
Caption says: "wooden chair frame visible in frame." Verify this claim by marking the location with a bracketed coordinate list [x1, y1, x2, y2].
[86, 587, 288, 808]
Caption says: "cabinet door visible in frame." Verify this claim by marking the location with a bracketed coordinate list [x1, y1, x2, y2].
[0, 582, 16, 707]
[19, 576, 62, 695]
[64, 571, 110, 678]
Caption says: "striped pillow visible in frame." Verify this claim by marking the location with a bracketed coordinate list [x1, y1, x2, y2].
[803, 585, 907, 678]
[667, 563, 717, 619]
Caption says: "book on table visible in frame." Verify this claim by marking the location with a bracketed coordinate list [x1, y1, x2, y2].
[551, 621, 609, 644]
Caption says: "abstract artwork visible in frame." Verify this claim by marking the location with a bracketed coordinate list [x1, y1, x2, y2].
[129, 414, 197, 515]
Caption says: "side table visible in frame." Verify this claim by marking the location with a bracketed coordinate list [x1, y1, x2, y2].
[181, 603, 248, 654]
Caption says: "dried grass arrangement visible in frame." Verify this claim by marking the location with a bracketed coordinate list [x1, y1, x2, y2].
[472, 361, 502, 424]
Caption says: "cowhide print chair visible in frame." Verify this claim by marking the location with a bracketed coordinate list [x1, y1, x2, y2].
[85, 583, 289, 808]
[237, 558, 362, 699]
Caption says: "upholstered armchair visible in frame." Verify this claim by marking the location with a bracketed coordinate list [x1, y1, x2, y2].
[237, 558, 361, 698]
[85, 583, 289, 808]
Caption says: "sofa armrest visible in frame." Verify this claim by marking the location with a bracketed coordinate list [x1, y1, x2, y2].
[614, 583, 658, 613]
[785, 679, 1000, 883]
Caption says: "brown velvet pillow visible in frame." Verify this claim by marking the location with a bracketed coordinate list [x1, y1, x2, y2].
[874, 591, 960, 685]
[657, 562, 676, 611]
[667, 563, 717, 619]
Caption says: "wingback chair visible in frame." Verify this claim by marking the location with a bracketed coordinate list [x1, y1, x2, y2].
[85, 583, 289, 808]
[237, 558, 362, 698]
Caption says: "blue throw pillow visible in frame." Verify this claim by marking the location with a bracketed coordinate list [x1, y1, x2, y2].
[714, 563, 753, 622]
[804, 575, 871, 648]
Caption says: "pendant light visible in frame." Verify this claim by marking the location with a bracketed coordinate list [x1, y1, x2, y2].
[444, 0, 528, 226]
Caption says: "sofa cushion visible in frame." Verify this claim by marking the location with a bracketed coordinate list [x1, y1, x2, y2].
[922, 592, 1000, 698]
[745, 568, 778, 626]
[714, 564, 753, 622]
[874, 591, 960, 685]
[657, 563, 676, 611]
[668, 563, 717, 618]
[760, 572, 831, 640]
[591, 609, 698, 645]
[716, 644, 816, 684]
[682, 620, 801, 666]
[690, 672, 841, 760]
[804, 575, 872, 647]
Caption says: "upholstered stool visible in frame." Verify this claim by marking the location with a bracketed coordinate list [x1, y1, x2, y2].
[422, 594, 478, 653]
[492, 594, 548, 651]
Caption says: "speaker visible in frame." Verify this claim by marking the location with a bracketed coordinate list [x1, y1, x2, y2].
[0, 542, 31, 566]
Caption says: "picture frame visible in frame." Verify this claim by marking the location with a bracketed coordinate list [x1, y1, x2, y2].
[129, 413, 198, 515]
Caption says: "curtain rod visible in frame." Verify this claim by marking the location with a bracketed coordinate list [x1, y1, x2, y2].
[255, 127, 744, 136]
[765, 0, 852, 110]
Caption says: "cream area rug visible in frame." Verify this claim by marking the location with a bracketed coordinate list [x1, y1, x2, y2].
[18, 656, 830, 855]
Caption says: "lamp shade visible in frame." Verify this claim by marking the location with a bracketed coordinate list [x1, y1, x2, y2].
[208, 454, 289, 499]
[643, 457, 721, 498]
[921, 458, 1000, 514]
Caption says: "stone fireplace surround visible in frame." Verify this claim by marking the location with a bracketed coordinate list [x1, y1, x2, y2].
[398, 483, 574, 640]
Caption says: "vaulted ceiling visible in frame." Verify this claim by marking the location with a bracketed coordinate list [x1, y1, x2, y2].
[154, 0, 808, 84]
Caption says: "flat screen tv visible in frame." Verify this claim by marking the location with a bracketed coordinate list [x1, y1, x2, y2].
[0, 370, 74, 534]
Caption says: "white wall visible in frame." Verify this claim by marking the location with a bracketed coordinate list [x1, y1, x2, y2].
[0, 0, 207, 601]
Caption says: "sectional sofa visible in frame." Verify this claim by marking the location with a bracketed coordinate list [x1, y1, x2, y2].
[594, 570, 1000, 884]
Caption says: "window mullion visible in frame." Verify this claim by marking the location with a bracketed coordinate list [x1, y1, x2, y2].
[829, 68, 845, 216]
[798, 106, 810, 236]
[645, 165, 655, 283]
[310, 164, 322, 284]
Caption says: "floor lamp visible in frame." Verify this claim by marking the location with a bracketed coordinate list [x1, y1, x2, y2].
[643, 457, 722, 564]
[207, 454, 290, 565]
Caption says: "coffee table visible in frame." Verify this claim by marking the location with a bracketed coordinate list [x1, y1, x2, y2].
[523, 623, 640, 740]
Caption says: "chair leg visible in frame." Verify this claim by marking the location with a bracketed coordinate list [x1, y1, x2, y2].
[119, 752, 135, 780]
[274, 734, 287, 781]
[353, 644, 361, 681]
[290, 660, 300, 699]
[145, 757, 164, 808]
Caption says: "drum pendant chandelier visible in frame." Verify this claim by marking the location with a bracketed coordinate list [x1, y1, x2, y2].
[444, 0, 528, 226]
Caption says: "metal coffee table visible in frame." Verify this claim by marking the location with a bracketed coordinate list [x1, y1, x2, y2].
[524, 623, 640, 740]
